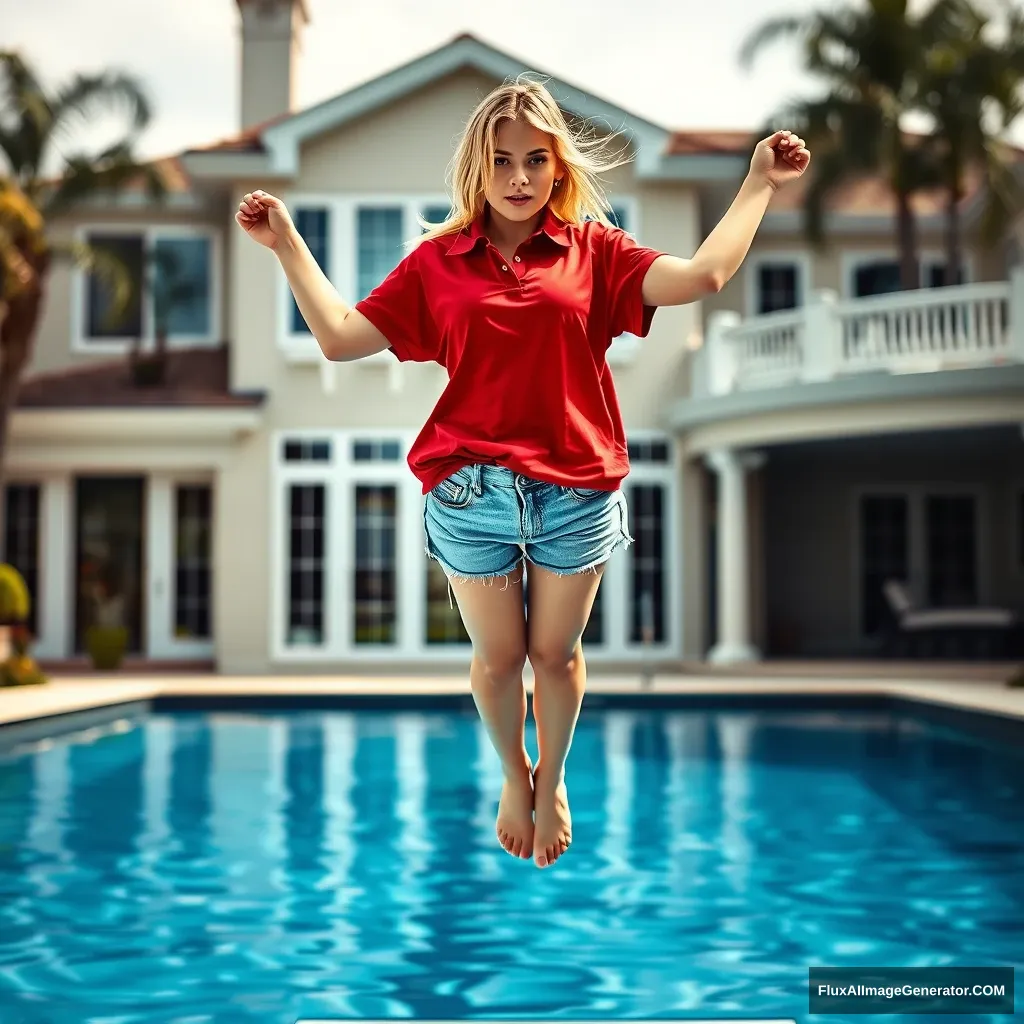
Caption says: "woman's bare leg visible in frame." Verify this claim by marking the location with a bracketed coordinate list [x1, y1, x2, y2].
[525, 562, 606, 868]
[448, 566, 533, 858]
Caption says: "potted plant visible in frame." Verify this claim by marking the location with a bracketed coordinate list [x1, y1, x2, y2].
[0, 563, 30, 661]
[83, 575, 129, 671]
[0, 565, 46, 687]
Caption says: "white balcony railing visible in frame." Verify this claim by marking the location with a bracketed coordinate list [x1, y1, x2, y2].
[695, 266, 1024, 397]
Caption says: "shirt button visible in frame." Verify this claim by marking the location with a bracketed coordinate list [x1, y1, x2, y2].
[514, 256, 521, 262]
[501, 264, 508, 271]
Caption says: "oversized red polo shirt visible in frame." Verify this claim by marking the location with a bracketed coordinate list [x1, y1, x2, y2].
[354, 205, 665, 495]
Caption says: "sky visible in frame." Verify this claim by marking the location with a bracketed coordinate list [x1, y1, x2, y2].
[7, 0, 1024, 169]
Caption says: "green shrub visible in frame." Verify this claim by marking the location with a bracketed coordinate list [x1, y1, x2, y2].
[85, 626, 129, 671]
[0, 564, 30, 624]
[0, 654, 46, 687]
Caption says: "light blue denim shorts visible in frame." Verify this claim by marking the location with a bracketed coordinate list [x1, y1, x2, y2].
[423, 462, 633, 583]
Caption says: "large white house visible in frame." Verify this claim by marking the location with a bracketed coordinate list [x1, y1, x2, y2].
[6, 0, 1024, 672]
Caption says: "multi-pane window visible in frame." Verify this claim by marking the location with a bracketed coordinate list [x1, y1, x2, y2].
[351, 439, 401, 462]
[627, 484, 667, 644]
[283, 438, 331, 463]
[152, 237, 211, 335]
[3, 484, 40, 636]
[627, 439, 670, 464]
[291, 209, 329, 332]
[83, 231, 213, 341]
[860, 495, 909, 635]
[174, 485, 212, 641]
[757, 262, 800, 313]
[287, 484, 326, 646]
[86, 234, 144, 338]
[357, 207, 403, 299]
[353, 486, 397, 645]
[852, 259, 966, 296]
[926, 496, 977, 606]
[421, 205, 453, 231]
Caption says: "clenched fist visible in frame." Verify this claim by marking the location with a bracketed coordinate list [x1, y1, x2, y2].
[235, 190, 295, 250]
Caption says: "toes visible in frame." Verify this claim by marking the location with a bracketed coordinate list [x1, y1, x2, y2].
[510, 836, 523, 858]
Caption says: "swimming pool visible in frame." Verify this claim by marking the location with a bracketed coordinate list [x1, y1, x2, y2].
[0, 701, 1020, 1024]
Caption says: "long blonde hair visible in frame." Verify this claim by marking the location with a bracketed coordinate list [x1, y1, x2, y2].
[415, 74, 632, 245]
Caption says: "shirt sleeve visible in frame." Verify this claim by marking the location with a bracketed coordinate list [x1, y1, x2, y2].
[603, 224, 666, 339]
[353, 248, 443, 363]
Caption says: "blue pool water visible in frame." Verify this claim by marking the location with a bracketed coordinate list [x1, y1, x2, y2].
[0, 704, 1020, 1024]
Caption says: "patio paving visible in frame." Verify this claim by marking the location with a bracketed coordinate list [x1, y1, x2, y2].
[2, 664, 1023, 729]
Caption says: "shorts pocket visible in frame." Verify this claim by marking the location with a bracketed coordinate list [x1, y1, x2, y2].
[565, 485, 608, 502]
[429, 470, 477, 510]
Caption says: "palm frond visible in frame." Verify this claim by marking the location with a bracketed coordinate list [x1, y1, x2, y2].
[54, 237, 137, 332]
[50, 70, 152, 139]
[0, 51, 54, 184]
[0, 178, 45, 302]
[738, 16, 809, 68]
[42, 144, 168, 217]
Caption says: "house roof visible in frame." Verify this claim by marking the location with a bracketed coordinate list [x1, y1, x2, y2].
[108, 31, 1024, 222]
[17, 345, 265, 409]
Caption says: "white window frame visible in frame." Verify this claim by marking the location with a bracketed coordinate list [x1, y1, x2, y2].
[151, 473, 216, 661]
[744, 250, 813, 318]
[279, 193, 452, 366]
[270, 427, 682, 663]
[71, 223, 222, 355]
[840, 248, 976, 299]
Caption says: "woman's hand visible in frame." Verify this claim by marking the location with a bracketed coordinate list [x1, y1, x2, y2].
[749, 130, 811, 191]
[235, 189, 296, 250]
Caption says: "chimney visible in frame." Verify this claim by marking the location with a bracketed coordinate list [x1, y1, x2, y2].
[236, 0, 309, 131]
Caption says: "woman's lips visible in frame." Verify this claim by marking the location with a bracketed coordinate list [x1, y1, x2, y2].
[506, 195, 532, 204]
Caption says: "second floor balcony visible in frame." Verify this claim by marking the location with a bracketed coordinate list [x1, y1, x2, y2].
[694, 267, 1024, 398]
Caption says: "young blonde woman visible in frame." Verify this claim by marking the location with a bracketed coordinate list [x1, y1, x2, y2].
[236, 77, 810, 869]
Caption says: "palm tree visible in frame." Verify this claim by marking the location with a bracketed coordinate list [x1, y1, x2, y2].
[917, 1, 1024, 284]
[741, 0, 965, 291]
[0, 50, 166, 501]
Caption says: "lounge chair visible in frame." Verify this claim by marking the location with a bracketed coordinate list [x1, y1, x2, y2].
[882, 579, 1020, 658]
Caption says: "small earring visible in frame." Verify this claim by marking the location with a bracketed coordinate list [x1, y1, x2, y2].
[555, 179, 562, 187]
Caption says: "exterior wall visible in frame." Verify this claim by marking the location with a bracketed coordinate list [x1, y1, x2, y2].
[214, 433, 273, 673]
[761, 428, 1023, 657]
[30, 205, 231, 376]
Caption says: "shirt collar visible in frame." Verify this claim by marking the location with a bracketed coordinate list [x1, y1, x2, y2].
[445, 204, 573, 256]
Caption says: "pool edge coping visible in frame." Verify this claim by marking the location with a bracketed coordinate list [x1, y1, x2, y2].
[2, 676, 1023, 739]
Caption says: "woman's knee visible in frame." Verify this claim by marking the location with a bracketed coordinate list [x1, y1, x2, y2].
[474, 646, 528, 681]
[526, 638, 582, 676]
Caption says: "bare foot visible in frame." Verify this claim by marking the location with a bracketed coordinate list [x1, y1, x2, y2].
[532, 760, 571, 868]
[496, 756, 535, 860]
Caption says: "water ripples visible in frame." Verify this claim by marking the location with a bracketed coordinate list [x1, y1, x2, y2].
[0, 707, 1021, 1024]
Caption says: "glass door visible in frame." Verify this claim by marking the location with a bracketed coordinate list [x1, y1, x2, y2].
[75, 477, 145, 654]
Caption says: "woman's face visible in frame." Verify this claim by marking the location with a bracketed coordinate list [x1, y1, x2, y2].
[484, 118, 561, 227]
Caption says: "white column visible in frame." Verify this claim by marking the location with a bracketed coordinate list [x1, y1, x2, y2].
[146, 476, 173, 659]
[706, 448, 765, 664]
[705, 310, 741, 395]
[801, 288, 840, 382]
[1008, 265, 1024, 362]
[37, 476, 71, 659]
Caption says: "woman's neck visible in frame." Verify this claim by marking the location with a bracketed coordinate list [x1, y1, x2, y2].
[484, 204, 543, 252]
